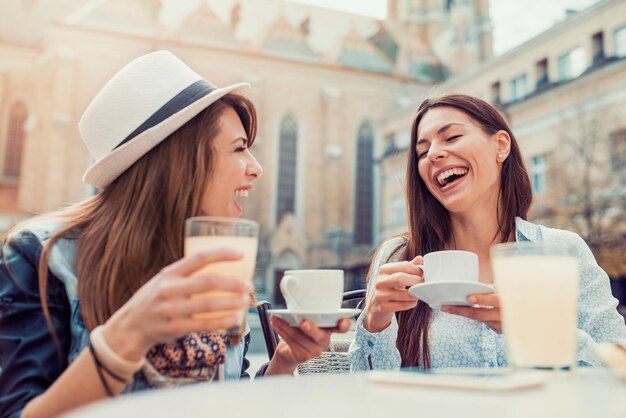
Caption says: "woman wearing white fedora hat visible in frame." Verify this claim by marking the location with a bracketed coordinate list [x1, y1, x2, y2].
[0, 50, 349, 418]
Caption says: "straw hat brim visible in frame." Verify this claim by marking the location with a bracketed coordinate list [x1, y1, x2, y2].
[83, 82, 249, 189]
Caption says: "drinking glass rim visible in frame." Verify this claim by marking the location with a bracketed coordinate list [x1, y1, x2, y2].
[491, 241, 576, 256]
[186, 216, 259, 228]
[424, 250, 477, 256]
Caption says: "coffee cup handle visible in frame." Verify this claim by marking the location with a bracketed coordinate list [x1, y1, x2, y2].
[280, 275, 300, 310]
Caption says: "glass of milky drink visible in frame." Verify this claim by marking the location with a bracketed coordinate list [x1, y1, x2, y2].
[492, 242, 580, 372]
[185, 217, 259, 345]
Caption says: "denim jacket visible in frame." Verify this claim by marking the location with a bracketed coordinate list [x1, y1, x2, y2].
[0, 219, 260, 418]
[349, 218, 626, 370]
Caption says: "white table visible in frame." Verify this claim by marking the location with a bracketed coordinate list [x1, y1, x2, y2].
[64, 369, 626, 418]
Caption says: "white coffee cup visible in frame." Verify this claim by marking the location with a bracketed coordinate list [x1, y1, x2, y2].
[421, 251, 478, 283]
[280, 269, 344, 311]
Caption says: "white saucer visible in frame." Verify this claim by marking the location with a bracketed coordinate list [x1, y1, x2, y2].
[267, 308, 362, 328]
[408, 281, 495, 309]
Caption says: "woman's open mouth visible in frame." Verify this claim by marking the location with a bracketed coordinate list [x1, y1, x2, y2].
[232, 187, 250, 213]
[435, 167, 468, 190]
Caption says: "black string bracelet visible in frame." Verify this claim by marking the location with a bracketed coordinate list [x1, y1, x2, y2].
[89, 343, 128, 383]
[89, 343, 116, 398]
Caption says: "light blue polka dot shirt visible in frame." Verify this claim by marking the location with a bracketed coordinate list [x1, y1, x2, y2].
[349, 218, 626, 370]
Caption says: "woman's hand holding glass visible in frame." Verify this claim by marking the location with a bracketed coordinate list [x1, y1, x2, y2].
[441, 292, 502, 333]
[364, 257, 424, 333]
[266, 317, 351, 375]
[102, 249, 253, 363]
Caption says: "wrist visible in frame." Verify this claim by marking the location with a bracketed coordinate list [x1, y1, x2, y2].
[90, 324, 145, 380]
[266, 351, 298, 376]
[103, 307, 151, 362]
[364, 311, 391, 333]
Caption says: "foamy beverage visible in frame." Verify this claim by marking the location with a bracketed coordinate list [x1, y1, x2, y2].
[185, 217, 259, 343]
[185, 236, 258, 316]
[492, 243, 579, 369]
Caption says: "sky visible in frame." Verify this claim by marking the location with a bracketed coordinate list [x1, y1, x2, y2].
[290, 0, 601, 55]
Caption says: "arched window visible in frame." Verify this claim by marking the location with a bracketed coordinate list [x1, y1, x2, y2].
[354, 122, 374, 245]
[3, 102, 28, 181]
[276, 115, 298, 223]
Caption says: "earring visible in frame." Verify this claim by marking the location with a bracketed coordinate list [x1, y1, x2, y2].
[498, 153, 504, 160]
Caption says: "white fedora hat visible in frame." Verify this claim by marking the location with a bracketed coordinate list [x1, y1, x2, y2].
[79, 50, 249, 189]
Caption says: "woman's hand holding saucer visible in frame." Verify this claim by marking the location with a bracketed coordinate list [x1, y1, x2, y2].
[441, 292, 502, 333]
[364, 257, 424, 333]
[266, 317, 351, 375]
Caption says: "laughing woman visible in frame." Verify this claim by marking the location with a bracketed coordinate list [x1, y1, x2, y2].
[0, 51, 348, 418]
[349, 94, 626, 370]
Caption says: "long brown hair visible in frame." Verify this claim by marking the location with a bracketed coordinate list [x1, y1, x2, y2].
[6, 94, 257, 350]
[390, 94, 532, 368]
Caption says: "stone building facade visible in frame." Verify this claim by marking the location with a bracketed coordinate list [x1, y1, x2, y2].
[0, 0, 492, 305]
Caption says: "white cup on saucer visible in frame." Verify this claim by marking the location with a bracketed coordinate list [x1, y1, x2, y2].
[280, 269, 344, 311]
[409, 251, 492, 309]
[271, 270, 360, 327]
[421, 250, 478, 283]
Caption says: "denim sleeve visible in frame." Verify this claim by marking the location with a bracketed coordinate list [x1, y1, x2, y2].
[239, 332, 251, 380]
[238, 332, 270, 379]
[254, 362, 270, 378]
[569, 232, 626, 366]
[0, 231, 72, 418]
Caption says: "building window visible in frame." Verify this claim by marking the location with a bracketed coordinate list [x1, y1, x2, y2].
[535, 58, 549, 90]
[615, 25, 626, 57]
[558, 47, 585, 81]
[2, 102, 28, 182]
[354, 122, 374, 245]
[276, 115, 298, 223]
[490, 81, 501, 104]
[390, 194, 406, 227]
[592, 32, 605, 64]
[509, 74, 527, 101]
[610, 130, 626, 173]
[530, 155, 548, 195]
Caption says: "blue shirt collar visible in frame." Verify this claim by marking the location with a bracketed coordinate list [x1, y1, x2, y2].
[515, 217, 542, 242]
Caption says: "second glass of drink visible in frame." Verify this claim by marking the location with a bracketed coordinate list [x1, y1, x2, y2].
[492, 242, 580, 371]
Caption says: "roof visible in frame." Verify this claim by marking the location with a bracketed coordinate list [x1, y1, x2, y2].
[261, 16, 319, 63]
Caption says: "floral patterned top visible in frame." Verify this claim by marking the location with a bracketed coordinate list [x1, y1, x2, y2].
[349, 218, 626, 370]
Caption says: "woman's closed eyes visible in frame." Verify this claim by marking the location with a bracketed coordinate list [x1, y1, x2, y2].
[417, 135, 462, 159]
